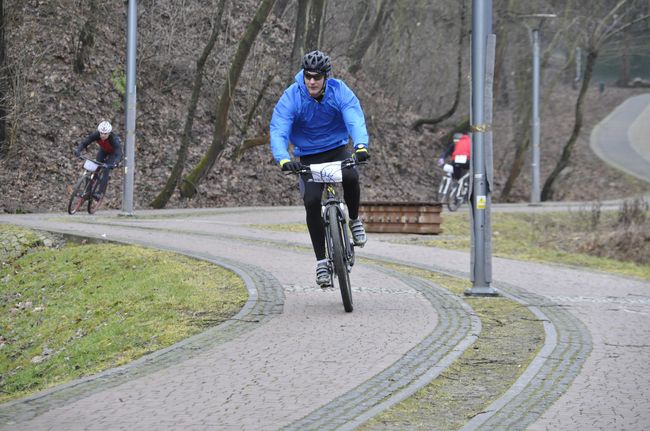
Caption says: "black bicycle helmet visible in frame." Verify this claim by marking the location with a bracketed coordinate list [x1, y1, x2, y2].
[302, 50, 331, 76]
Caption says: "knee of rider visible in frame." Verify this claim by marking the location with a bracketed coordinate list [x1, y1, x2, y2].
[342, 167, 359, 183]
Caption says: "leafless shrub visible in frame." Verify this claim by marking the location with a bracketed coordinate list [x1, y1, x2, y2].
[616, 196, 648, 228]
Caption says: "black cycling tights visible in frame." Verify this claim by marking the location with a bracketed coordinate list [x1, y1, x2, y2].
[96, 149, 118, 195]
[299, 146, 360, 260]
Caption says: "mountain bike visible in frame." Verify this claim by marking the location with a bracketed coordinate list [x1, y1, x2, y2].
[67, 156, 110, 215]
[295, 158, 362, 313]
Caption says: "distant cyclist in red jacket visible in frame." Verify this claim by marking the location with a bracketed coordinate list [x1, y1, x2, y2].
[74, 121, 123, 200]
[438, 132, 471, 180]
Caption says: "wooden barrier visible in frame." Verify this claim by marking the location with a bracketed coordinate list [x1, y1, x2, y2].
[358, 201, 442, 234]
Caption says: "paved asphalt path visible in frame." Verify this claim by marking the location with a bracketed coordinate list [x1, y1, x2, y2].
[1, 94, 649, 430]
[591, 92, 650, 183]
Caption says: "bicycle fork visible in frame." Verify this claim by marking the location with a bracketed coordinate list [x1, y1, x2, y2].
[323, 203, 355, 273]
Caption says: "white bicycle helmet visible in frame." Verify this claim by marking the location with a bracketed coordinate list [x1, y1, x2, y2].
[97, 121, 112, 134]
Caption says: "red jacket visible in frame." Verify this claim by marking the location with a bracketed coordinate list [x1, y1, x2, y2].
[452, 134, 471, 159]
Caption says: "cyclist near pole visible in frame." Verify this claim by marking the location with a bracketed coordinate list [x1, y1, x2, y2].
[438, 132, 471, 181]
[270, 50, 370, 286]
[74, 121, 123, 200]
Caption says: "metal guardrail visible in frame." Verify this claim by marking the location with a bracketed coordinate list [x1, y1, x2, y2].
[359, 202, 442, 234]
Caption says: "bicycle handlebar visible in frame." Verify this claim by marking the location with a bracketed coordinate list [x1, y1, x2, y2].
[289, 158, 365, 175]
[76, 155, 116, 169]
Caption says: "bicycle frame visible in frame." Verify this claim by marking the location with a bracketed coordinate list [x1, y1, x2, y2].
[452, 172, 470, 200]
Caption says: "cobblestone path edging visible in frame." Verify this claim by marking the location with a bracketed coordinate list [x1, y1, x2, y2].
[0, 249, 285, 425]
[461, 283, 592, 430]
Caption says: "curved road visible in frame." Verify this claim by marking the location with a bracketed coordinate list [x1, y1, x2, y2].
[591, 92, 650, 183]
[1, 94, 649, 430]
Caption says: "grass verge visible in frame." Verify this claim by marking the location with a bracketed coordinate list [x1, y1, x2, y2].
[0, 224, 247, 403]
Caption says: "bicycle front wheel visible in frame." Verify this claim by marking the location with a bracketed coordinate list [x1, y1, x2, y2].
[67, 176, 89, 215]
[447, 182, 462, 212]
[87, 175, 104, 214]
[328, 206, 353, 312]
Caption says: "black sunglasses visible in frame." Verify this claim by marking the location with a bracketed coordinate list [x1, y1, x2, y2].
[304, 71, 324, 81]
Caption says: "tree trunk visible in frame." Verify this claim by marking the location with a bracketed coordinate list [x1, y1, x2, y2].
[305, 0, 325, 51]
[149, 0, 227, 209]
[498, 124, 530, 200]
[289, 0, 309, 80]
[73, 0, 97, 74]
[0, 0, 7, 154]
[410, 0, 466, 130]
[618, 31, 630, 86]
[348, 0, 391, 74]
[272, 0, 291, 18]
[231, 73, 274, 161]
[541, 49, 597, 201]
[180, 0, 276, 199]
[499, 52, 532, 201]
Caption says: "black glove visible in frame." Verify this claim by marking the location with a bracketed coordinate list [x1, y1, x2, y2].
[73, 147, 81, 157]
[108, 163, 118, 169]
[281, 160, 302, 173]
[354, 145, 370, 162]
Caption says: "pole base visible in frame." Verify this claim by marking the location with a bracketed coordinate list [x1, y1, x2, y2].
[118, 211, 135, 217]
[464, 286, 499, 297]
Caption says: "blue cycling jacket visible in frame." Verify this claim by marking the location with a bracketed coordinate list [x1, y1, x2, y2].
[270, 70, 369, 163]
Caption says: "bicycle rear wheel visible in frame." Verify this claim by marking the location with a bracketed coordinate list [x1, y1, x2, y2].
[67, 176, 89, 215]
[328, 205, 353, 312]
[87, 177, 103, 214]
[447, 182, 462, 212]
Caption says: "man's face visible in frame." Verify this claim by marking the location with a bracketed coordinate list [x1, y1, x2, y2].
[99, 132, 110, 140]
[304, 70, 325, 97]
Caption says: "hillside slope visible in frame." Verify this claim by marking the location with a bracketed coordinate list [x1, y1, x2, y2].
[0, 1, 647, 213]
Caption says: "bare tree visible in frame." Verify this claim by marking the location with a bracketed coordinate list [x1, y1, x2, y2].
[542, 0, 650, 200]
[73, 0, 97, 74]
[0, 0, 7, 154]
[288, 0, 310, 78]
[150, 0, 228, 209]
[273, 0, 292, 19]
[288, 0, 326, 81]
[347, 0, 392, 74]
[410, 0, 467, 130]
[305, 0, 325, 50]
[180, 0, 276, 199]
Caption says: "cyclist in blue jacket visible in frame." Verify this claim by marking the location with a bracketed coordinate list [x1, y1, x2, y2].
[270, 50, 370, 286]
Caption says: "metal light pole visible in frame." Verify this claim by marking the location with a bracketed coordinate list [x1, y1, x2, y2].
[515, 14, 556, 205]
[122, 0, 137, 215]
[466, 0, 498, 296]
[531, 29, 541, 204]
